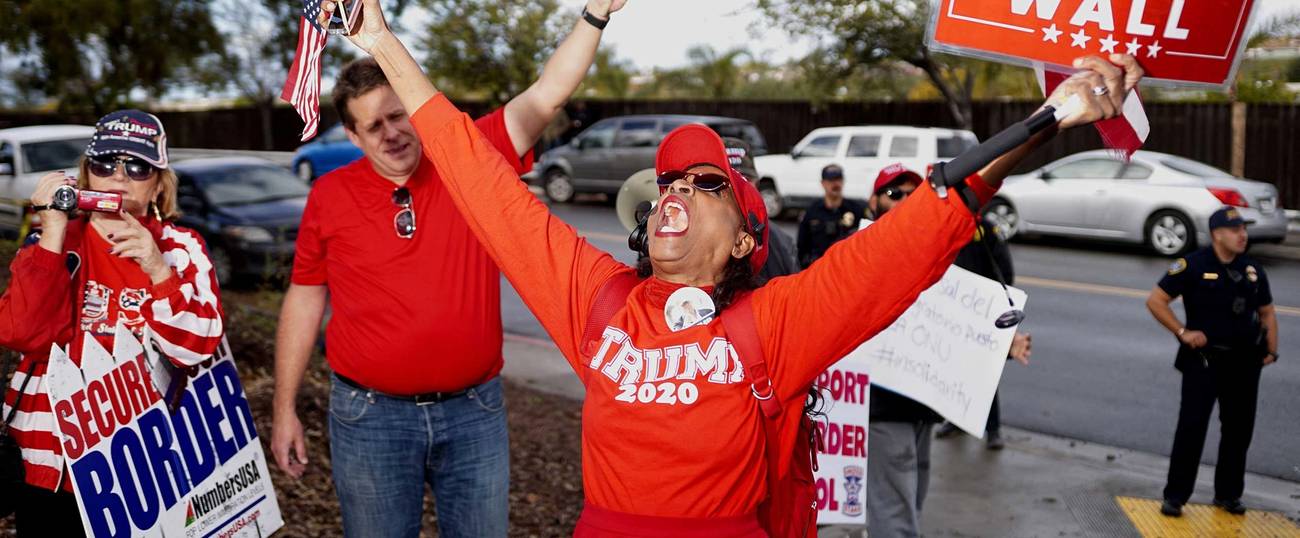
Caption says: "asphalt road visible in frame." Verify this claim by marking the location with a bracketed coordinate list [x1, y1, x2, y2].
[500, 199, 1300, 482]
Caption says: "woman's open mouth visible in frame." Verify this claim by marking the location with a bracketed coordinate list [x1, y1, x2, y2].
[656, 195, 689, 237]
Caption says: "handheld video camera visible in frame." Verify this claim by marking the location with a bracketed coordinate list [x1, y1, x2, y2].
[51, 185, 123, 213]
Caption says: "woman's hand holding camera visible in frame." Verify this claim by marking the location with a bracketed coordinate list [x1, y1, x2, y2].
[108, 211, 172, 284]
[31, 172, 75, 231]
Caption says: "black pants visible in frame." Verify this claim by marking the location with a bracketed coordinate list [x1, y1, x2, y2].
[14, 484, 86, 537]
[1162, 353, 1262, 504]
[986, 391, 1001, 434]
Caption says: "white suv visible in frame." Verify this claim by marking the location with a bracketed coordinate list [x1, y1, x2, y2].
[0, 125, 95, 237]
[753, 126, 978, 216]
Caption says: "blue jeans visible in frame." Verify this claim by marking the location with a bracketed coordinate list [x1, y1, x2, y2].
[329, 374, 510, 538]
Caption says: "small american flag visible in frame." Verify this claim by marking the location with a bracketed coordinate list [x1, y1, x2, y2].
[1037, 67, 1149, 159]
[281, 0, 360, 141]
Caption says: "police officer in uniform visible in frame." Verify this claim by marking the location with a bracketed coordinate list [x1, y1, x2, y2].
[796, 164, 866, 268]
[1146, 207, 1279, 517]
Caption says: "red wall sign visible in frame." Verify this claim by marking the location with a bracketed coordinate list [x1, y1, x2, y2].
[927, 0, 1259, 88]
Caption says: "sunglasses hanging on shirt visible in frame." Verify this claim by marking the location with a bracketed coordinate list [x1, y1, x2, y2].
[392, 186, 416, 239]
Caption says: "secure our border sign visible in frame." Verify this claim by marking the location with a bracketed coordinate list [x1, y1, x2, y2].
[45, 324, 284, 538]
[926, 0, 1261, 89]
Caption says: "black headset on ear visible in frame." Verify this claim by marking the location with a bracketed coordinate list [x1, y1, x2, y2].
[628, 201, 653, 257]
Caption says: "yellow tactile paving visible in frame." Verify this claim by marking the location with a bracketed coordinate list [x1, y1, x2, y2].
[1118, 496, 1300, 537]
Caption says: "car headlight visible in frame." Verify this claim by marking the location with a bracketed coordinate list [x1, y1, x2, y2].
[224, 225, 274, 243]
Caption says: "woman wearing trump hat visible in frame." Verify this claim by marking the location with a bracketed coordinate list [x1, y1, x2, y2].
[0, 110, 225, 536]
[323, 0, 1144, 534]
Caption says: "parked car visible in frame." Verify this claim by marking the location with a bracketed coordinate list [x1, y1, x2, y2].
[172, 157, 310, 284]
[0, 125, 95, 237]
[533, 114, 768, 202]
[753, 126, 978, 217]
[291, 123, 362, 182]
[986, 150, 1288, 256]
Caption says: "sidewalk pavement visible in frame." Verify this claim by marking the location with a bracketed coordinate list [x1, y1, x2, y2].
[499, 333, 1300, 537]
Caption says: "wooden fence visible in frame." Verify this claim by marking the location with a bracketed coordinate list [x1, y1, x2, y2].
[3, 100, 1297, 208]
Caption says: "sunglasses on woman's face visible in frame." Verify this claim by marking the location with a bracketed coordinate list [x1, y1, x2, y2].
[392, 186, 416, 239]
[656, 170, 731, 194]
[878, 185, 914, 201]
[88, 156, 156, 181]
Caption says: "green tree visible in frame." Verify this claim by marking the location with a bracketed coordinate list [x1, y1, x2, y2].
[579, 48, 635, 98]
[633, 45, 751, 99]
[416, 0, 567, 103]
[201, 0, 358, 147]
[758, 0, 988, 128]
[0, 0, 226, 113]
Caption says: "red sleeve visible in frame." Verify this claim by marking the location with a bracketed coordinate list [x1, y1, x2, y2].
[144, 226, 226, 366]
[754, 178, 984, 401]
[472, 107, 535, 175]
[411, 94, 623, 372]
[291, 185, 328, 286]
[0, 245, 74, 355]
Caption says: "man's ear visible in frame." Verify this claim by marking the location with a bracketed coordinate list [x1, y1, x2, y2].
[731, 231, 755, 259]
[343, 124, 362, 147]
[867, 195, 878, 214]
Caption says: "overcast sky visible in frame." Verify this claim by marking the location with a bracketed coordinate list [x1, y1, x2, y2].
[554, 0, 1297, 69]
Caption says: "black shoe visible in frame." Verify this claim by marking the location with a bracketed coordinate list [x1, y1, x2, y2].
[1213, 498, 1247, 515]
[1160, 500, 1183, 517]
[935, 422, 960, 439]
[986, 431, 1005, 450]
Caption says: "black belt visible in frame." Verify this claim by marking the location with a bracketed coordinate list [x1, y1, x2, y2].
[334, 373, 470, 405]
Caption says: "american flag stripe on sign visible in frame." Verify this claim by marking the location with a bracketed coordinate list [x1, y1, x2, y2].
[281, 0, 362, 141]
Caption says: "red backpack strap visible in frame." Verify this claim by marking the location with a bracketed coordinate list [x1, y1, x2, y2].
[720, 293, 782, 419]
[580, 271, 641, 358]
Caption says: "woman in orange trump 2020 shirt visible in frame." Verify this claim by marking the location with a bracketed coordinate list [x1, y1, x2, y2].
[320, 1, 1144, 535]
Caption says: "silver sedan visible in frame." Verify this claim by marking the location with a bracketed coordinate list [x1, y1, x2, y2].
[983, 150, 1288, 256]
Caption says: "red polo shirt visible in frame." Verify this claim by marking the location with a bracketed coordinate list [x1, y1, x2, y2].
[291, 108, 532, 394]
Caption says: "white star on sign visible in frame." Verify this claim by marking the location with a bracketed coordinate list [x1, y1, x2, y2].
[1070, 28, 1091, 49]
[1147, 40, 1162, 58]
[1125, 38, 1143, 56]
[1041, 24, 1063, 43]
[1098, 34, 1118, 54]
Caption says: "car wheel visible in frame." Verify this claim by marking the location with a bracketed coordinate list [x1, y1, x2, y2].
[1146, 210, 1194, 256]
[758, 179, 783, 218]
[209, 245, 235, 285]
[982, 198, 1020, 240]
[545, 169, 576, 203]
[295, 160, 314, 182]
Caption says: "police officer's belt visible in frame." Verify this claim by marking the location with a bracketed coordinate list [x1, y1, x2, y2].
[335, 373, 470, 404]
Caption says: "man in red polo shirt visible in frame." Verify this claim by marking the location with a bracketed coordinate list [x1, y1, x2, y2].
[270, 2, 629, 536]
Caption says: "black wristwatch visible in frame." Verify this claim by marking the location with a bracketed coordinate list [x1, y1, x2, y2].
[1267, 351, 1279, 362]
[581, 7, 609, 30]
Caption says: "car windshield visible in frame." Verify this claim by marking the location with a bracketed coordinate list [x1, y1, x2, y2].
[1160, 156, 1233, 179]
[23, 137, 90, 173]
[191, 164, 310, 206]
[710, 123, 768, 155]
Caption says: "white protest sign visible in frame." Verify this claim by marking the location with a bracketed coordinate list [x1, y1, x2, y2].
[845, 265, 1027, 436]
[811, 357, 870, 525]
[45, 324, 284, 538]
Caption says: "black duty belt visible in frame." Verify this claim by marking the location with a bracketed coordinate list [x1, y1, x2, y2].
[335, 373, 470, 405]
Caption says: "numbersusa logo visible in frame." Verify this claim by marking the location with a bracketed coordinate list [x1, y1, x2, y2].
[185, 460, 262, 527]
